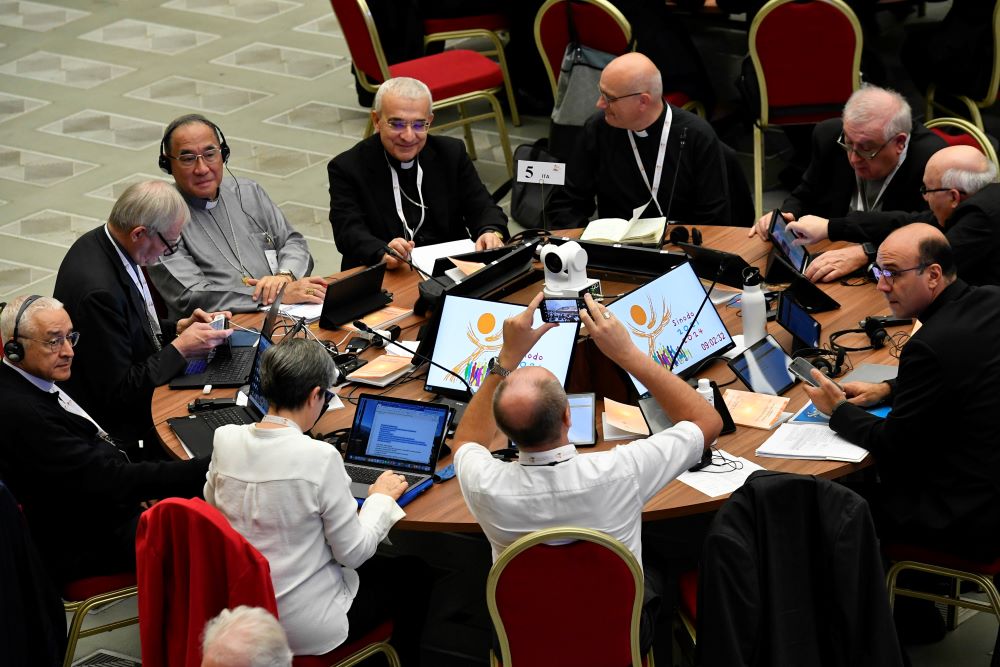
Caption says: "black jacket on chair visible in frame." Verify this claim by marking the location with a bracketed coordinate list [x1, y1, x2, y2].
[696, 470, 903, 667]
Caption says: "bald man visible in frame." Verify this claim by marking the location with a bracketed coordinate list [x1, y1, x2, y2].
[547, 52, 730, 229]
[452, 291, 721, 654]
[805, 225, 1000, 559]
[780, 145, 1000, 286]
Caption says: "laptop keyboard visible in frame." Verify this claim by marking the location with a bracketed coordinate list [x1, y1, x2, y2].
[185, 347, 255, 382]
[201, 406, 256, 430]
[345, 464, 424, 487]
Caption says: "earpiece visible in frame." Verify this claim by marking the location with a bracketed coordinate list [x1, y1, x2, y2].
[668, 226, 702, 246]
[158, 114, 231, 175]
[4, 295, 41, 362]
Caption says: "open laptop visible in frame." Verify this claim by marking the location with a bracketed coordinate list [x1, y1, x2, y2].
[319, 263, 392, 330]
[170, 285, 284, 389]
[167, 335, 273, 458]
[344, 394, 452, 507]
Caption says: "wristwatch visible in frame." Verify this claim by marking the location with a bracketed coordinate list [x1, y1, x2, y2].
[861, 242, 877, 266]
[486, 356, 513, 378]
[490, 230, 505, 243]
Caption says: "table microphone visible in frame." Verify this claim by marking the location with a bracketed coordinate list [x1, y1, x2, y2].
[352, 320, 474, 399]
[383, 245, 451, 289]
[383, 245, 453, 315]
[658, 127, 688, 247]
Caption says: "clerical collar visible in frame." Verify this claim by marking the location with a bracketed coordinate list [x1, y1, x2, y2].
[518, 444, 578, 466]
[177, 184, 221, 211]
[384, 151, 417, 171]
[631, 104, 667, 140]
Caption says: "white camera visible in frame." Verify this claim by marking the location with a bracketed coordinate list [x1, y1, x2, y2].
[540, 241, 599, 298]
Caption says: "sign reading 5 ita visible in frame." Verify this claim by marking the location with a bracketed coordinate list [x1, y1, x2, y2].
[517, 160, 566, 185]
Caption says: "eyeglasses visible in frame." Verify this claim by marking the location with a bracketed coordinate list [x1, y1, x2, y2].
[599, 90, 644, 105]
[22, 331, 80, 352]
[382, 119, 430, 133]
[919, 184, 964, 196]
[836, 132, 896, 160]
[321, 388, 335, 413]
[166, 148, 222, 168]
[157, 231, 181, 256]
[870, 263, 926, 285]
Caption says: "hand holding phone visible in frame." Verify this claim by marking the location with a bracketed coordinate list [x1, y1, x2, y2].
[788, 356, 844, 390]
[540, 298, 585, 323]
[210, 313, 229, 331]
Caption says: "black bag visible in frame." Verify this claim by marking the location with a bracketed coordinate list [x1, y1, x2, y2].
[491, 139, 559, 231]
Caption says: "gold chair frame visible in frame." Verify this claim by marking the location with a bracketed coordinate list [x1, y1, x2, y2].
[63, 584, 139, 667]
[886, 559, 1000, 633]
[925, 116, 1000, 172]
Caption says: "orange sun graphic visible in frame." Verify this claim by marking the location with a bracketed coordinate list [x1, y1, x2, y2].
[477, 312, 496, 334]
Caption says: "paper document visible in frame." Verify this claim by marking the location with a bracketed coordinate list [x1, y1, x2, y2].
[603, 397, 650, 435]
[723, 389, 790, 429]
[410, 239, 475, 277]
[678, 451, 766, 498]
[278, 303, 323, 321]
[756, 423, 868, 463]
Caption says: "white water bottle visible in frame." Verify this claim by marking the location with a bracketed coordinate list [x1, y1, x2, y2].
[697, 378, 714, 407]
[741, 267, 767, 347]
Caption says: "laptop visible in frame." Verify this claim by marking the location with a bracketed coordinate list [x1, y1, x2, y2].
[319, 263, 392, 330]
[170, 285, 284, 389]
[343, 394, 452, 507]
[167, 335, 273, 458]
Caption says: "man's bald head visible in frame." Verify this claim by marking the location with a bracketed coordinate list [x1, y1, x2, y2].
[492, 366, 569, 449]
[876, 223, 955, 318]
[598, 53, 664, 131]
[922, 145, 996, 225]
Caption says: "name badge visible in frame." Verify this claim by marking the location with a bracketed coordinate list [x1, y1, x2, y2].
[264, 249, 279, 274]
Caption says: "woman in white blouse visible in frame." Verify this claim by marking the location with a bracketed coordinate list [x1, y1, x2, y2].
[205, 338, 425, 660]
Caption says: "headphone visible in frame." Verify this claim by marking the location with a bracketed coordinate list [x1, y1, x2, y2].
[668, 225, 702, 246]
[793, 346, 847, 378]
[4, 295, 41, 362]
[158, 114, 231, 175]
[829, 317, 890, 353]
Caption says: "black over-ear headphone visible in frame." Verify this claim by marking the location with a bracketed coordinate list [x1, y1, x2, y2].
[793, 347, 847, 378]
[158, 114, 231, 175]
[4, 295, 42, 362]
[668, 225, 702, 246]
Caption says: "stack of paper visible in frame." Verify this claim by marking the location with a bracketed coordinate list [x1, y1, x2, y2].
[723, 389, 790, 430]
[350, 306, 412, 331]
[678, 450, 766, 498]
[756, 423, 868, 463]
[411, 239, 475, 277]
[601, 397, 650, 441]
[346, 354, 414, 387]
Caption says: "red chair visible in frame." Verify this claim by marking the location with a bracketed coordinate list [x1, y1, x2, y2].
[486, 527, 653, 667]
[422, 14, 520, 126]
[330, 0, 514, 176]
[533, 0, 704, 117]
[925, 116, 1000, 171]
[748, 0, 862, 219]
[884, 543, 1000, 666]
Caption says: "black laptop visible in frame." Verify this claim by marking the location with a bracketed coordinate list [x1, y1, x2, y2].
[319, 263, 393, 330]
[169, 285, 284, 389]
[167, 335, 273, 458]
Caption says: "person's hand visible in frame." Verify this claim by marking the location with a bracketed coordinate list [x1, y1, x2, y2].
[578, 293, 641, 367]
[176, 308, 232, 334]
[248, 274, 293, 305]
[802, 369, 847, 415]
[369, 470, 409, 500]
[171, 322, 233, 359]
[841, 380, 892, 408]
[475, 231, 504, 251]
[748, 210, 792, 240]
[785, 215, 830, 246]
[383, 238, 415, 270]
[803, 245, 866, 283]
[282, 276, 328, 305]
[497, 292, 557, 369]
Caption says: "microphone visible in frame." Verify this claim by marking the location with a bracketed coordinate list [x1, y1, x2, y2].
[383, 245, 452, 316]
[352, 320, 473, 399]
[659, 127, 688, 247]
[667, 256, 729, 372]
[383, 245, 451, 289]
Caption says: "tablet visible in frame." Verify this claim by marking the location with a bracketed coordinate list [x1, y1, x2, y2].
[567, 393, 596, 446]
[768, 209, 811, 274]
[727, 334, 797, 395]
[776, 292, 822, 349]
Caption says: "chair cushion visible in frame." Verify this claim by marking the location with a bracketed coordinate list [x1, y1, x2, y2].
[884, 543, 1000, 576]
[389, 50, 503, 100]
[292, 620, 394, 667]
[678, 568, 699, 622]
[63, 572, 137, 602]
[665, 92, 692, 109]
[423, 14, 508, 34]
[929, 127, 984, 152]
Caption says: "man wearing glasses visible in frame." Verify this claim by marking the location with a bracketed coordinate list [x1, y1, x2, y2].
[803, 224, 1000, 560]
[0, 295, 209, 586]
[148, 114, 326, 317]
[54, 181, 232, 451]
[777, 145, 1000, 287]
[328, 77, 509, 270]
[547, 52, 730, 230]
[749, 85, 945, 281]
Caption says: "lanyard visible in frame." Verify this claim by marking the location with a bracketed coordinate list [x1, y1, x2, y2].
[627, 105, 673, 217]
[104, 225, 162, 340]
[260, 414, 301, 431]
[854, 133, 910, 212]
[389, 158, 425, 241]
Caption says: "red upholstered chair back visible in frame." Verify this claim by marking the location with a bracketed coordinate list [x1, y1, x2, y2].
[136, 498, 278, 667]
[534, 0, 631, 96]
[486, 527, 646, 667]
[328, 0, 388, 84]
[750, 0, 862, 127]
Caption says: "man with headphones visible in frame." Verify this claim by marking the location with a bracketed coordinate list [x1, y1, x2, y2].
[0, 295, 209, 586]
[147, 114, 327, 318]
[53, 180, 232, 449]
[803, 224, 1000, 561]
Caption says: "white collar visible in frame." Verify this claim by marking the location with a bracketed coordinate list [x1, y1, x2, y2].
[3, 357, 54, 393]
[518, 443, 578, 466]
[400, 159, 415, 170]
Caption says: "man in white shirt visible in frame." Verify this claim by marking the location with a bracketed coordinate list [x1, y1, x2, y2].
[452, 292, 721, 654]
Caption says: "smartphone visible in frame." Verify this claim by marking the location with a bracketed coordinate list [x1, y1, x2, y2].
[788, 356, 822, 387]
[540, 298, 585, 323]
[346, 336, 369, 354]
[210, 313, 229, 330]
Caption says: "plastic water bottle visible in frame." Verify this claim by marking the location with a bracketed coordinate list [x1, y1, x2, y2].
[696, 378, 714, 406]
[741, 266, 767, 347]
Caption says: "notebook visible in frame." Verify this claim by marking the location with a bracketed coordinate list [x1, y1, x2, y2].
[319, 263, 392, 330]
[170, 285, 284, 389]
[344, 394, 452, 507]
[167, 335, 273, 458]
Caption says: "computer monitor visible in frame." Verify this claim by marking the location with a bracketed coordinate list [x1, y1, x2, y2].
[606, 261, 734, 395]
[424, 294, 580, 400]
